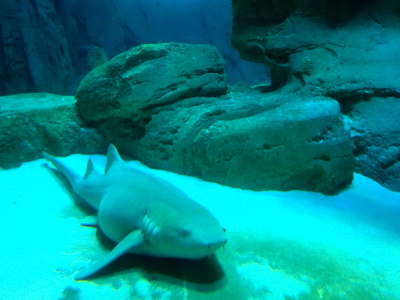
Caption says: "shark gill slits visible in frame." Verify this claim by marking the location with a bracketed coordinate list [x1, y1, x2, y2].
[142, 215, 150, 227]
[147, 221, 157, 235]
[141, 215, 158, 238]
[152, 226, 159, 235]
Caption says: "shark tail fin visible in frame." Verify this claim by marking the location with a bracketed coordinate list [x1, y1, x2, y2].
[84, 158, 101, 179]
[42, 152, 81, 183]
[105, 144, 124, 174]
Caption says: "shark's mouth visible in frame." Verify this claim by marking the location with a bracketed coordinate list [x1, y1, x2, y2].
[207, 240, 227, 253]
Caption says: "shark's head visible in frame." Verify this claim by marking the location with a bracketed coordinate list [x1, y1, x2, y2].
[141, 206, 227, 259]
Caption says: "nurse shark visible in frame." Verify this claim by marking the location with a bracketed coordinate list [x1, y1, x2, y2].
[43, 144, 227, 280]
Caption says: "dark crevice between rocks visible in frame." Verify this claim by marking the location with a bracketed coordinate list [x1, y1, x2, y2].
[86, 116, 151, 142]
[262, 142, 282, 151]
[326, 88, 400, 103]
[367, 13, 382, 25]
[324, 0, 373, 26]
[269, 68, 289, 91]
[293, 73, 306, 87]
[316, 154, 331, 162]
[352, 136, 369, 157]
[332, 92, 399, 116]
[336, 96, 366, 115]
[265, 52, 289, 65]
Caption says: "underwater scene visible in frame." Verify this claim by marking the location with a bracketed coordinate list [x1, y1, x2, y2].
[1, 0, 400, 299]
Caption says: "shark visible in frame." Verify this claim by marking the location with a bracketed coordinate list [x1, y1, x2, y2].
[43, 144, 227, 280]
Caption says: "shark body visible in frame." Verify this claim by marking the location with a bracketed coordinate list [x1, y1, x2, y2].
[43, 145, 227, 280]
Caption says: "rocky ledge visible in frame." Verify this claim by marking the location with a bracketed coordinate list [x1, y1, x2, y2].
[230, 0, 400, 192]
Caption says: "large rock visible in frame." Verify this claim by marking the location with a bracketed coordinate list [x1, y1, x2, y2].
[76, 43, 228, 121]
[190, 97, 354, 193]
[344, 97, 400, 192]
[73, 42, 354, 194]
[0, 93, 106, 169]
[94, 91, 354, 194]
[73, 43, 354, 194]
[230, 0, 400, 191]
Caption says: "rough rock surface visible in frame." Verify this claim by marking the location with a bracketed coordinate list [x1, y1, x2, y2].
[231, 0, 400, 97]
[76, 43, 228, 122]
[188, 97, 354, 193]
[344, 97, 400, 192]
[93, 90, 354, 194]
[231, 0, 400, 191]
[0, 93, 106, 169]
[74, 42, 354, 193]
[87, 46, 109, 71]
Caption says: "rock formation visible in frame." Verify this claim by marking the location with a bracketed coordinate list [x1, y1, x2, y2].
[343, 97, 400, 192]
[75, 43, 354, 194]
[3, 0, 398, 193]
[231, 0, 400, 191]
[0, 93, 105, 169]
[76, 43, 228, 122]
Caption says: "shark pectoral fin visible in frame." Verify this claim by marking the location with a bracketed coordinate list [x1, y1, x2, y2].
[74, 230, 143, 280]
[80, 215, 99, 227]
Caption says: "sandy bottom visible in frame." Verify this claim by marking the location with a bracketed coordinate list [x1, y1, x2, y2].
[1, 154, 400, 300]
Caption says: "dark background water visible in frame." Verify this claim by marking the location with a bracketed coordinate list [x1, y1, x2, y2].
[0, 0, 269, 96]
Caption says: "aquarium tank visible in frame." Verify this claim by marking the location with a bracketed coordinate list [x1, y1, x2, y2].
[1, 0, 400, 299]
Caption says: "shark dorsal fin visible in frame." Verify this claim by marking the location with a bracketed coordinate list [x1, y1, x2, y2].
[105, 144, 124, 174]
[84, 158, 99, 179]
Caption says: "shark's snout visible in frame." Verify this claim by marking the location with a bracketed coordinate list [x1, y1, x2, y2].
[207, 239, 227, 252]
[204, 230, 227, 254]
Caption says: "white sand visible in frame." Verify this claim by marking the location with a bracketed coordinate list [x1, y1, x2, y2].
[1, 154, 400, 300]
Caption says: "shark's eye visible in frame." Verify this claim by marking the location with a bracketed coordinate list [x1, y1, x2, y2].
[179, 229, 190, 237]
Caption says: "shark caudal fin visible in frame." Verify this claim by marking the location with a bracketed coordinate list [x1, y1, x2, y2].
[104, 144, 125, 174]
[43, 152, 81, 184]
[43, 152, 104, 210]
